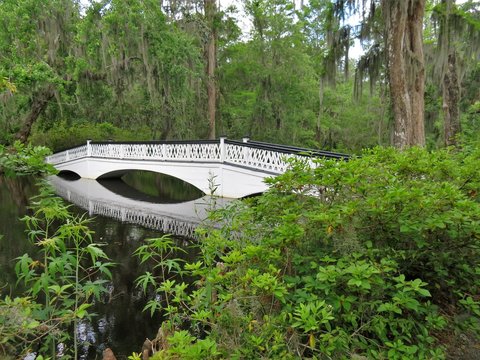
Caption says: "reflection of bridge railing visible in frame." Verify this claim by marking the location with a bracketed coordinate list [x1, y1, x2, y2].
[49, 177, 224, 238]
[46, 138, 349, 174]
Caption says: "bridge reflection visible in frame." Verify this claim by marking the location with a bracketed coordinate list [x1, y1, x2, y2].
[48, 176, 230, 238]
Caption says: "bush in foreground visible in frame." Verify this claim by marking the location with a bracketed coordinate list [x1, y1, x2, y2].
[139, 145, 479, 358]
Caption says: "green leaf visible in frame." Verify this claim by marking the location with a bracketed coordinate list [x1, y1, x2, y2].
[416, 288, 431, 297]
[76, 303, 92, 319]
[143, 300, 161, 317]
[135, 272, 157, 293]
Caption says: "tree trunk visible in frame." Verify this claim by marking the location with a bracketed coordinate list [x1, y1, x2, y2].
[439, 0, 461, 147]
[383, 0, 426, 149]
[15, 85, 55, 143]
[316, 78, 325, 143]
[443, 51, 460, 146]
[205, 0, 216, 140]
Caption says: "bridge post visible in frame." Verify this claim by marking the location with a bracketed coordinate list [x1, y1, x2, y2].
[242, 136, 250, 164]
[219, 136, 226, 162]
[120, 144, 125, 159]
[162, 143, 166, 159]
[86, 139, 91, 157]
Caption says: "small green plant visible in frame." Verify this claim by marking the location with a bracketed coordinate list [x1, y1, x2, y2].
[128, 352, 142, 360]
[134, 235, 186, 320]
[1, 182, 114, 358]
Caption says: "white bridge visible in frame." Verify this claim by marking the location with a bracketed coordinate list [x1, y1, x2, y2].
[46, 138, 347, 198]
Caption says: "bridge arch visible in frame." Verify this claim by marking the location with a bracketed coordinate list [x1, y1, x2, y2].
[57, 170, 81, 180]
[98, 169, 206, 196]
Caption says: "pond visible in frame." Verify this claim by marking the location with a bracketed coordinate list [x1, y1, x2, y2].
[0, 172, 226, 359]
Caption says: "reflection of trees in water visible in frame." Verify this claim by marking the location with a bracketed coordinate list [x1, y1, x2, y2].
[0, 175, 35, 208]
[0, 176, 38, 295]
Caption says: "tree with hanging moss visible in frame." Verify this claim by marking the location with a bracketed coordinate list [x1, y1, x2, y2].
[351, 0, 427, 148]
[383, 0, 426, 148]
[205, 0, 218, 139]
[0, 0, 80, 144]
[429, 0, 480, 146]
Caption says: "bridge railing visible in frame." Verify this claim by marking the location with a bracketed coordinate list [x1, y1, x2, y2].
[224, 140, 296, 173]
[46, 139, 348, 174]
[223, 140, 348, 173]
[46, 144, 88, 164]
[89, 141, 221, 162]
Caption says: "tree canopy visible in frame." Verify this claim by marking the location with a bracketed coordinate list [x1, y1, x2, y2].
[0, 0, 478, 151]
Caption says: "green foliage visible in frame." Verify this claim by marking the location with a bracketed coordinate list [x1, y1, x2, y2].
[156, 331, 221, 359]
[133, 236, 186, 318]
[264, 145, 480, 302]
[0, 77, 16, 93]
[0, 141, 56, 176]
[0, 0, 79, 143]
[318, 81, 388, 152]
[285, 253, 445, 358]
[136, 144, 479, 358]
[0, 296, 46, 356]
[70, 0, 205, 139]
[461, 101, 480, 143]
[0, 183, 114, 358]
[218, 0, 320, 146]
[30, 121, 151, 151]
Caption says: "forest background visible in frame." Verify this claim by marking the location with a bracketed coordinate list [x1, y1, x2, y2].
[0, 0, 478, 152]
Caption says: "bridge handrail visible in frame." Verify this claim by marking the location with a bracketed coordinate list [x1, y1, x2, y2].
[46, 139, 348, 174]
[51, 140, 219, 154]
[91, 140, 219, 145]
[88, 141, 221, 162]
[227, 140, 350, 159]
[222, 140, 305, 173]
[46, 141, 222, 165]
[46, 144, 88, 164]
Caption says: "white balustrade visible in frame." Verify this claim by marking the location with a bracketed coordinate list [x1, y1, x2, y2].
[225, 143, 299, 173]
[46, 140, 314, 175]
[82, 142, 222, 162]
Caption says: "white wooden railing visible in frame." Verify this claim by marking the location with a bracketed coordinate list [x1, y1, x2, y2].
[46, 138, 348, 174]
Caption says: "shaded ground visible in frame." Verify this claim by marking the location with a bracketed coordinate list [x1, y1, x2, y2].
[446, 332, 480, 359]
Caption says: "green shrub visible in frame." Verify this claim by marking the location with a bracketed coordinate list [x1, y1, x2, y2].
[0, 141, 55, 176]
[29, 121, 152, 152]
[135, 144, 480, 358]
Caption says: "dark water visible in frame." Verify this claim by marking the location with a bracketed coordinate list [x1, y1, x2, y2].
[0, 172, 206, 359]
